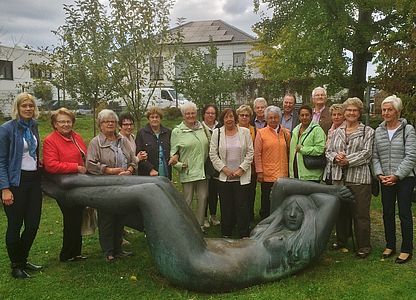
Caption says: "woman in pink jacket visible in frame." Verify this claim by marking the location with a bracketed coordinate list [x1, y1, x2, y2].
[43, 108, 88, 262]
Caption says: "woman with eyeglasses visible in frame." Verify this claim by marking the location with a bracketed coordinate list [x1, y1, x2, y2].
[86, 109, 137, 261]
[201, 104, 220, 227]
[0, 92, 43, 279]
[326, 97, 374, 258]
[43, 107, 88, 262]
[237, 104, 256, 222]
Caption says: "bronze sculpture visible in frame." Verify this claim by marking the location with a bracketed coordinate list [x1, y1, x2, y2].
[42, 175, 353, 292]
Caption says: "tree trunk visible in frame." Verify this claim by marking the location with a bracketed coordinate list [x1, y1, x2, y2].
[349, 51, 368, 100]
[348, 8, 372, 100]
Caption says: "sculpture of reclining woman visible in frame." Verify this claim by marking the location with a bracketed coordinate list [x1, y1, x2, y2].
[42, 175, 352, 292]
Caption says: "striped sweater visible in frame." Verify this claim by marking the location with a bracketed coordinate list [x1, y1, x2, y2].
[326, 123, 374, 184]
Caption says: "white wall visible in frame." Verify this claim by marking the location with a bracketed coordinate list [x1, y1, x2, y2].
[0, 45, 58, 116]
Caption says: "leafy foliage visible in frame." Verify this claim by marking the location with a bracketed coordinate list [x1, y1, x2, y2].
[173, 43, 249, 108]
[252, 0, 415, 100]
[50, 0, 177, 126]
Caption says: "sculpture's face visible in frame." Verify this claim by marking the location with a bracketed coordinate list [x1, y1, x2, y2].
[284, 201, 304, 231]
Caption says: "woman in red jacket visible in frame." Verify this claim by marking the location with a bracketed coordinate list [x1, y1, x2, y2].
[43, 107, 88, 262]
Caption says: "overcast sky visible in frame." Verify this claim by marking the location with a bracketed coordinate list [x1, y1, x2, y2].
[0, 0, 266, 48]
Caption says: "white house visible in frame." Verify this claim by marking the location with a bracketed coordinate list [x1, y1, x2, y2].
[150, 20, 260, 88]
[0, 44, 57, 117]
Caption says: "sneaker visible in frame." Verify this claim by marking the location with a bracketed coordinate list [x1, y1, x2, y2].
[122, 238, 130, 246]
[203, 218, 210, 228]
[209, 215, 220, 226]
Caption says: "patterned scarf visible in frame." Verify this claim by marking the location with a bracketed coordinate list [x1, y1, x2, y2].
[18, 118, 37, 160]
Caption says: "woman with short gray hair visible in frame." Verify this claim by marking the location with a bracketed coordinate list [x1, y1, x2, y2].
[373, 95, 416, 263]
[87, 109, 136, 261]
[254, 105, 290, 219]
[170, 103, 209, 231]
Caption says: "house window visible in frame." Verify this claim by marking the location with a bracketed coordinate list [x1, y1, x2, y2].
[233, 52, 246, 67]
[204, 53, 216, 66]
[30, 64, 52, 79]
[149, 57, 164, 81]
[0, 60, 13, 80]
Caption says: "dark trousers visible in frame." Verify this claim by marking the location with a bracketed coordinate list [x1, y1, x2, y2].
[3, 171, 42, 268]
[248, 174, 257, 222]
[381, 177, 415, 253]
[218, 181, 250, 238]
[97, 209, 124, 257]
[56, 201, 84, 261]
[206, 178, 219, 216]
[260, 182, 274, 219]
[336, 184, 371, 250]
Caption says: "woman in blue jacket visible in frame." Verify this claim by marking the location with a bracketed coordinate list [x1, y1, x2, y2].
[0, 92, 43, 279]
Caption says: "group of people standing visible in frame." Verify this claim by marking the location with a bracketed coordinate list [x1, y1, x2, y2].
[1, 87, 414, 279]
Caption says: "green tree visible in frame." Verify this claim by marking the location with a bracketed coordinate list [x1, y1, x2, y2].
[253, 0, 415, 100]
[31, 79, 53, 102]
[109, 0, 176, 124]
[52, 0, 113, 132]
[173, 44, 249, 109]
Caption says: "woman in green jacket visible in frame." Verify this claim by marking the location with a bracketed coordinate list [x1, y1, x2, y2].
[289, 105, 326, 182]
[170, 102, 209, 231]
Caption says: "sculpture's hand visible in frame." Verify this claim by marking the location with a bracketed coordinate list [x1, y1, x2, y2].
[338, 186, 354, 203]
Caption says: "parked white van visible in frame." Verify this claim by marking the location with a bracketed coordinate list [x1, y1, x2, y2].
[140, 87, 190, 108]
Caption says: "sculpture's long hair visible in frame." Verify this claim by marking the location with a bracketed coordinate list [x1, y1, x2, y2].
[258, 195, 318, 275]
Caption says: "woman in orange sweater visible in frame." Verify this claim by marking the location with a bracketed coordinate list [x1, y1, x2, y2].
[255, 106, 290, 219]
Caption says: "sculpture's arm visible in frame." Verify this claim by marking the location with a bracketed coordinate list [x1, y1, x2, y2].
[270, 178, 348, 213]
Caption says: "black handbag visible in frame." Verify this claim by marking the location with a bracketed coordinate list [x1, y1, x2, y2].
[369, 166, 379, 197]
[203, 127, 220, 178]
[300, 127, 326, 170]
[303, 154, 327, 169]
[204, 159, 219, 177]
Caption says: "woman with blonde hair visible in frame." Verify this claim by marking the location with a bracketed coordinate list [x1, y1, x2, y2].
[326, 97, 374, 258]
[0, 92, 43, 278]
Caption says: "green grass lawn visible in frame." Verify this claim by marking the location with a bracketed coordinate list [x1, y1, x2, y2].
[1, 115, 416, 299]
